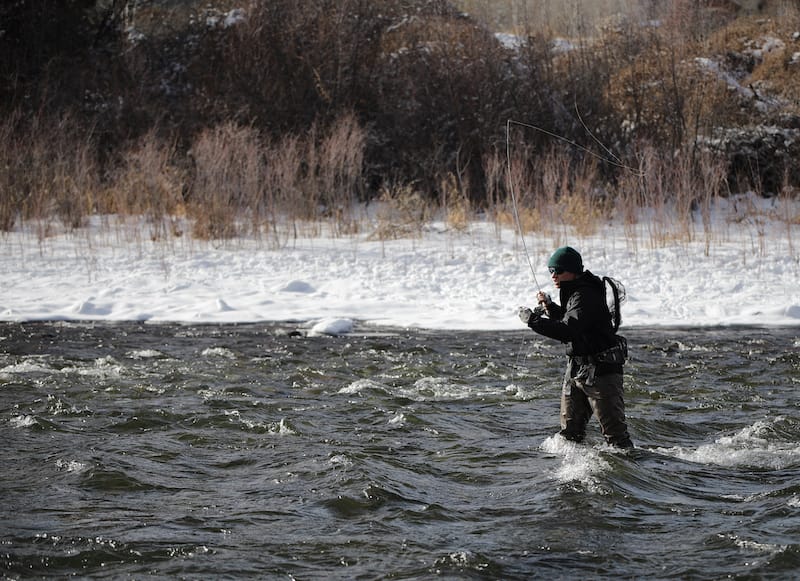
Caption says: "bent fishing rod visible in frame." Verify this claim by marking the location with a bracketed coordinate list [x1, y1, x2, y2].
[504, 113, 645, 295]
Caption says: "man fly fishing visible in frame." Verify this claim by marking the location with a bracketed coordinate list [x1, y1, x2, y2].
[518, 246, 633, 449]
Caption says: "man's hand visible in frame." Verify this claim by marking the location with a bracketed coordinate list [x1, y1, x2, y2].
[520, 305, 546, 325]
[519, 305, 548, 326]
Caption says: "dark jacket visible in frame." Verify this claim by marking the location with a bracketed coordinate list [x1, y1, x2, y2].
[529, 270, 622, 375]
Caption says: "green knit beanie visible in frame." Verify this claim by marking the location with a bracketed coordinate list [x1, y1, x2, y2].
[548, 246, 583, 273]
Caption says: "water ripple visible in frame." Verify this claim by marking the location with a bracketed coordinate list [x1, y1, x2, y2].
[1, 323, 799, 579]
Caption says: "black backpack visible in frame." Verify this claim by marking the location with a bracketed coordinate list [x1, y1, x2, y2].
[603, 276, 626, 332]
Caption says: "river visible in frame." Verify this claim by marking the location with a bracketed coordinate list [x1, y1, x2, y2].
[2, 322, 799, 579]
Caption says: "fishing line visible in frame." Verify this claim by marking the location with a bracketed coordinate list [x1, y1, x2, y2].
[505, 111, 639, 387]
[506, 117, 645, 177]
[505, 119, 542, 392]
[504, 112, 644, 290]
[572, 100, 623, 166]
[505, 119, 542, 293]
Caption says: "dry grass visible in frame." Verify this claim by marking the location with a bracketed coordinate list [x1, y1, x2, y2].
[110, 130, 186, 240]
[0, 107, 792, 255]
[316, 112, 367, 236]
[704, 12, 800, 114]
[3, 116, 103, 236]
[368, 183, 432, 241]
[261, 133, 304, 244]
[162, 113, 369, 244]
[439, 173, 471, 231]
[0, 1, 797, 257]
[188, 122, 264, 240]
[0, 112, 22, 231]
[748, 49, 800, 116]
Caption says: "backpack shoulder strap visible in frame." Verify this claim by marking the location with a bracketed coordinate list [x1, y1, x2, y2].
[603, 276, 625, 332]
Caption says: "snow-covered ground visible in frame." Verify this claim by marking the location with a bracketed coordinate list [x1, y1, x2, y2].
[1, 196, 798, 334]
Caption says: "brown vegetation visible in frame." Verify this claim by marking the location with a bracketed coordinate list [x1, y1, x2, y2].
[0, 0, 797, 244]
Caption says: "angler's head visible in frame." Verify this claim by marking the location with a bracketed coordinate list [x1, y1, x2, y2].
[547, 246, 583, 287]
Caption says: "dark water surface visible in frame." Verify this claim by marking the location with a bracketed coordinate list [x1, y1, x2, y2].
[2, 322, 799, 580]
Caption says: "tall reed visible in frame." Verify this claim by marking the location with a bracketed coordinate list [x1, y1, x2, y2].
[110, 130, 185, 241]
[188, 122, 265, 241]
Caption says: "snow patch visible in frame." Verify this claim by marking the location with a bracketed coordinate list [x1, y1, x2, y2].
[279, 280, 316, 294]
[308, 318, 354, 336]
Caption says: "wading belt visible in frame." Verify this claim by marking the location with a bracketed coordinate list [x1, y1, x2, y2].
[570, 336, 628, 366]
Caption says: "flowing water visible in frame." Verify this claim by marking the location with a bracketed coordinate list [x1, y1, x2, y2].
[2, 322, 799, 580]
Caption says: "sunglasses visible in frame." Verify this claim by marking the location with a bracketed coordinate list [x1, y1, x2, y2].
[548, 267, 565, 275]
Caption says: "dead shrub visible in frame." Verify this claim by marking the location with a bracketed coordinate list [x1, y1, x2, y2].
[54, 136, 98, 230]
[616, 145, 729, 248]
[317, 112, 366, 235]
[110, 130, 186, 239]
[558, 193, 602, 237]
[0, 114, 21, 231]
[11, 117, 102, 232]
[440, 172, 471, 231]
[369, 182, 432, 240]
[604, 39, 698, 149]
[262, 133, 304, 242]
[534, 148, 574, 232]
[495, 205, 543, 235]
[495, 142, 545, 235]
[694, 150, 729, 254]
[482, 150, 504, 210]
[188, 122, 265, 240]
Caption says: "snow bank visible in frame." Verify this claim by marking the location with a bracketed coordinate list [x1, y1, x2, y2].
[1, 204, 798, 331]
